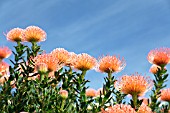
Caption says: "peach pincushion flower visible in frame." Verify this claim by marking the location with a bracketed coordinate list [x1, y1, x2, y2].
[160, 88, 170, 101]
[34, 54, 63, 72]
[0, 61, 9, 75]
[97, 55, 126, 73]
[149, 64, 164, 74]
[86, 88, 97, 97]
[0, 46, 12, 60]
[137, 103, 152, 113]
[73, 53, 97, 71]
[115, 73, 153, 96]
[5, 28, 24, 42]
[35, 63, 48, 73]
[102, 104, 136, 113]
[147, 48, 170, 67]
[23, 26, 46, 42]
[51, 48, 70, 64]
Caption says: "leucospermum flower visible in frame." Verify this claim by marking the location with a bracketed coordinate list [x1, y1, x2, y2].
[137, 103, 152, 113]
[115, 73, 153, 96]
[5, 28, 24, 42]
[102, 104, 136, 113]
[59, 90, 68, 99]
[34, 54, 63, 72]
[22, 26, 46, 42]
[35, 63, 48, 74]
[160, 88, 170, 102]
[0, 61, 9, 76]
[51, 48, 70, 64]
[97, 55, 126, 73]
[86, 88, 97, 97]
[73, 53, 97, 71]
[149, 64, 163, 74]
[0, 46, 12, 60]
[147, 47, 170, 67]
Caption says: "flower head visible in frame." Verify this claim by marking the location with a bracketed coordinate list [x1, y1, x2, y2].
[34, 53, 63, 72]
[102, 104, 136, 113]
[35, 63, 48, 74]
[147, 47, 170, 67]
[73, 53, 97, 71]
[66, 52, 77, 66]
[160, 88, 170, 102]
[51, 48, 70, 64]
[0, 46, 12, 60]
[115, 73, 153, 96]
[59, 90, 68, 99]
[86, 88, 97, 97]
[149, 64, 163, 74]
[23, 26, 46, 42]
[0, 61, 9, 76]
[5, 28, 24, 42]
[137, 103, 152, 113]
[97, 55, 126, 73]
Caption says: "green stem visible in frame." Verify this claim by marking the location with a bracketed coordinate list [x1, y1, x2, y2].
[108, 71, 112, 83]
[132, 94, 138, 110]
[81, 70, 87, 79]
[61, 99, 66, 112]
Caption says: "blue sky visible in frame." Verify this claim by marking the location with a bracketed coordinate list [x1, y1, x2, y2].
[1, 0, 170, 91]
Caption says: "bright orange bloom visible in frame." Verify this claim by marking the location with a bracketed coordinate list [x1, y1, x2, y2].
[51, 48, 70, 64]
[0, 46, 12, 60]
[137, 103, 152, 113]
[102, 104, 136, 113]
[23, 26, 46, 42]
[59, 90, 68, 99]
[65, 52, 77, 66]
[0, 61, 9, 75]
[86, 88, 97, 97]
[34, 54, 63, 72]
[5, 28, 24, 42]
[149, 64, 162, 74]
[115, 73, 153, 96]
[147, 48, 170, 67]
[73, 53, 97, 71]
[97, 55, 126, 73]
[160, 88, 170, 102]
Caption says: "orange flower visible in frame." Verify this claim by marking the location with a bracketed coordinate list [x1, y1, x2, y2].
[137, 103, 152, 113]
[149, 64, 162, 74]
[160, 88, 170, 102]
[86, 88, 97, 97]
[73, 53, 97, 71]
[5, 28, 24, 42]
[23, 26, 46, 42]
[59, 90, 68, 99]
[0, 46, 12, 60]
[34, 54, 63, 72]
[102, 104, 136, 113]
[97, 55, 126, 73]
[0, 61, 9, 75]
[115, 73, 153, 96]
[51, 48, 70, 64]
[147, 48, 170, 67]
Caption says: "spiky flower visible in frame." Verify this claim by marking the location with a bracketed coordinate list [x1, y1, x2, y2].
[51, 48, 70, 64]
[73, 53, 97, 71]
[0, 46, 12, 60]
[160, 88, 170, 102]
[97, 55, 126, 73]
[5, 28, 24, 42]
[137, 103, 152, 113]
[115, 73, 153, 96]
[149, 64, 162, 74]
[22, 26, 46, 42]
[86, 88, 97, 97]
[147, 47, 170, 67]
[34, 53, 63, 72]
[102, 104, 136, 113]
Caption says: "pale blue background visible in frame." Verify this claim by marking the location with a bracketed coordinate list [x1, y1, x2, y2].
[0, 0, 170, 95]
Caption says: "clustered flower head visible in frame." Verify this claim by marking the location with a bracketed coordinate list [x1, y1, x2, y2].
[102, 104, 136, 113]
[5, 28, 24, 42]
[149, 64, 162, 74]
[97, 55, 126, 73]
[86, 88, 97, 97]
[5, 26, 46, 42]
[115, 73, 153, 96]
[160, 88, 170, 102]
[137, 103, 152, 113]
[51, 48, 70, 64]
[34, 53, 63, 72]
[0, 46, 12, 60]
[147, 47, 170, 67]
[73, 53, 97, 71]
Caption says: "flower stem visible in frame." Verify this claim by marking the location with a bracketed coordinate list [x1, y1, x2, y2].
[132, 94, 138, 110]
